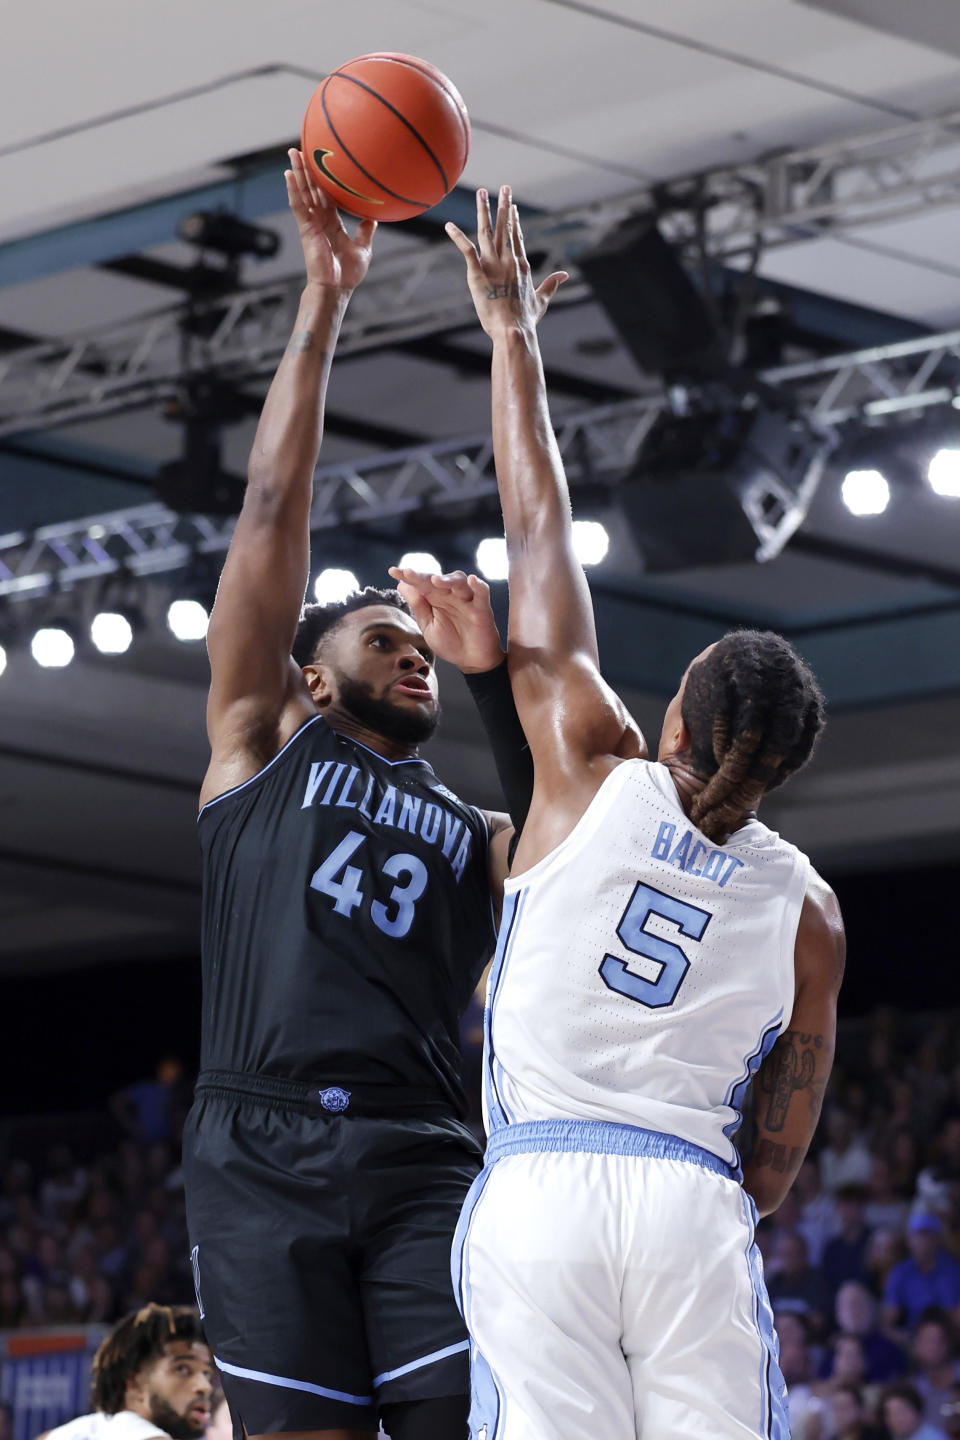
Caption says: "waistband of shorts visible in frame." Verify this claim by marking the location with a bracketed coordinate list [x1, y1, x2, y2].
[195, 1068, 456, 1119]
[484, 1118, 736, 1178]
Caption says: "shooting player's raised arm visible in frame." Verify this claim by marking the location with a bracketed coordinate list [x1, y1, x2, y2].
[201, 151, 375, 809]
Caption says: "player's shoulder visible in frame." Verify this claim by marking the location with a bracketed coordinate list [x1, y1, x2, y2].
[796, 867, 845, 991]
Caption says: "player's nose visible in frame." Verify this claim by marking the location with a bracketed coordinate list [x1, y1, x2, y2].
[397, 648, 429, 673]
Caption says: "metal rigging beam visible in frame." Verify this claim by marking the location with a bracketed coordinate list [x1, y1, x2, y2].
[2, 106, 960, 438]
[3, 323, 960, 601]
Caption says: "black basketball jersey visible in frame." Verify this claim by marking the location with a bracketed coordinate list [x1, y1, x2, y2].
[198, 716, 495, 1117]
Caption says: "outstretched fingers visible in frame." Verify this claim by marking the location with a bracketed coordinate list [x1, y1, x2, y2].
[445, 221, 482, 272]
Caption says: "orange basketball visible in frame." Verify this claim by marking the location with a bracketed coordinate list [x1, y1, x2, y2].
[301, 53, 470, 222]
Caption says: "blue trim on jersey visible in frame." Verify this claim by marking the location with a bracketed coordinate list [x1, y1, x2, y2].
[452, 1165, 505, 1439]
[485, 1117, 737, 1178]
[372, 1339, 469, 1388]
[722, 1011, 784, 1171]
[340, 734, 432, 767]
[198, 715, 325, 819]
[483, 886, 527, 1132]
[738, 1190, 790, 1440]
[214, 1356, 373, 1407]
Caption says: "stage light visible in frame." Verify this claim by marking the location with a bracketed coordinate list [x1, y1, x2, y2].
[0, 644, 6, 678]
[475, 538, 508, 581]
[167, 599, 209, 642]
[398, 552, 442, 575]
[841, 469, 889, 517]
[928, 448, 960, 498]
[91, 611, 134, 655]
[572, 520, 609, 566]
[314, 569, 359, 604]
[31, 626, 75, 668]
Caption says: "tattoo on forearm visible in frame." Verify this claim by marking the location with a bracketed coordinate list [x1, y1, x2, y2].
[289, 329, 315, 354]
[751, 1137, 806, 1174]
[485, 282, 521, 300]
[758, 1030, 824, 1131]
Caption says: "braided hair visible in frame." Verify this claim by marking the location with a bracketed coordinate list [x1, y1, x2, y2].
[680, 629, 824, 844]
[91, 1304, 207, 1414]
[292, 586, 411, 667]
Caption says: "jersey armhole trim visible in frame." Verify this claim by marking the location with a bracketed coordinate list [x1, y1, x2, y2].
[198, 714, 324, 821]
[504, 758, 638, 891]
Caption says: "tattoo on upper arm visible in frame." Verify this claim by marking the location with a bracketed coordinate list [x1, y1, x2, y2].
[758, 1030, 826, 1132]
[750, 1134, 806, 1175]
[288, 329, 315, 354]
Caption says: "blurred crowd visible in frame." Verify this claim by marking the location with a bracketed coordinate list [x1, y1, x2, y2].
[757, 1007, 960, 1440]
[3, 1012, 960, 1440]
[0, 1058, 194, 1329]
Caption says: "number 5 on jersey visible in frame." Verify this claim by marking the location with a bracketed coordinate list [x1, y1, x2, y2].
[600, 880, 712, 1010]
[310, 829, 428, 939]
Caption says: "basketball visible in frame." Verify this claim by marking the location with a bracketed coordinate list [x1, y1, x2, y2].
[301, 53, 470, 223]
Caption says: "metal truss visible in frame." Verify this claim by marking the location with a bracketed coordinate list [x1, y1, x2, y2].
[2, 108, 960, 438]
[4, 323, 960, 601]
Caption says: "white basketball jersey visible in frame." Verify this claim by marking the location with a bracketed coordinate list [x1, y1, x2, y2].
[485, 759, 810, 1165]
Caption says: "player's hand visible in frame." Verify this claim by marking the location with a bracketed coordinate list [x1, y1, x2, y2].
[388, 567, 505, 673]
[445, 185, 568, 340]
[285, 148, 376, 293]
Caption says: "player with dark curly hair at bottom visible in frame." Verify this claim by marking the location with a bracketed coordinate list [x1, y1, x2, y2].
[36, 1305, 213, 1440]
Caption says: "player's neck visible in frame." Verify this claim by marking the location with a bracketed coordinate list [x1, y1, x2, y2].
[661, 752, 758, 834]
[321, 706, 421, 762]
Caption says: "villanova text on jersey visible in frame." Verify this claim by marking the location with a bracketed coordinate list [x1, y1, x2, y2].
[198, 717, 494, 1117]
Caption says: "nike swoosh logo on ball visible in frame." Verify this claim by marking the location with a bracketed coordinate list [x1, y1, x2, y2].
[312, 149, 383, 205]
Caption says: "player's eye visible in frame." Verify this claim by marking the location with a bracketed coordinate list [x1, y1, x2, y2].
[369, 634, 388, 647]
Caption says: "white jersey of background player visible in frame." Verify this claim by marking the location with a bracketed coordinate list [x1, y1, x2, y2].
[431, 187, 845, 1440]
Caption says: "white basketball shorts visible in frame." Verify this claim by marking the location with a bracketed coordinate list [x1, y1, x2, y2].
[451, 1119, 788, 1440]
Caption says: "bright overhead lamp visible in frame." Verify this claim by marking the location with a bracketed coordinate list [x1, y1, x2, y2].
[167, 598, 209, 642]
[928, 448, 960, 498]
[0, 644, 6, 678]
[841, 469, 889, 517]
[397, 552, 442, 575]
[314, 569, 359, 604]
[91, 611, 134, 655]
[31, 626, 75, 669]
[572, 520, 610, 566]
[475, 538, 508, 581]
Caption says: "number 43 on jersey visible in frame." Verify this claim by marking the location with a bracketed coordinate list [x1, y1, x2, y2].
[310, 829, 428, 939]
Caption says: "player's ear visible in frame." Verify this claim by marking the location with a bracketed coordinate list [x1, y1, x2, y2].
[303, 662, 333, 708]
[665, 714, 691, 758]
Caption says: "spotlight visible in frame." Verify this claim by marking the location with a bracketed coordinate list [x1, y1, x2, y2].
[397, 552, 442, 575]
[928, 448, 960, 498]
[167, 599, 209, 642]
[841, 469, 890, 517]
[91, 611, 134, 655]
[572, 520, 609, 566]
[31, 626, 75, 668]
[314, 569, 359, 604]
[475, 538, 508, 581]
[0, 644, 6, 678]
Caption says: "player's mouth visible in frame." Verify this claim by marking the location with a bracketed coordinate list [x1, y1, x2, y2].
[392, 677, 432, 699]
[188, 1406, 210, 1426]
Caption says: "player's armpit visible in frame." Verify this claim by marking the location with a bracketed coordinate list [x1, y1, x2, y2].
[741, 876, 845, 1218]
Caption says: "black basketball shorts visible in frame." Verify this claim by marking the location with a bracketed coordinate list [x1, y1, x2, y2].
[182, 1075, 482, 1434]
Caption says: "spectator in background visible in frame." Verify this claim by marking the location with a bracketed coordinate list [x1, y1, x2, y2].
[882, 1383, 950, 1440]
[885, 1216, 960, 1333]
[939, 1383, 960, 1440]
[777, 1312, 824, 1440]
[111, 1058, 184, 1145]
[796, 1157, 842, 1267]
[40, 1304, 213, 1440]
[814, 1333, 881, 1417]
[0, 1274, 25, 1328]
[39, 1145, 87, 1222]
[910, 1310, 960, 1428]
[831, 1384, 886, 1440]
[865, 1156, 910, 1235]
[820, 1109, 873, 1193]
[768, 1230, 833, 1340]
[830, 1281, 905, 1383]
[889, 1128, 923, 1199]
[0, 1402, 13, 1440]
[916, 1113, 960, 1223]
[866, 1227, 907, 1303]
[823, 1185, 873, 1298]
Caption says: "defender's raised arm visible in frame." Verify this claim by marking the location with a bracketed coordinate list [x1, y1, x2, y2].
[201, 150, 375, 809]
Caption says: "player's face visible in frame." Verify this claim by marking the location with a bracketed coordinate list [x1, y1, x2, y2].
[657, 643, 716, 761]
[325, 606, 440, 743]
[136, 1340, 214, 1440]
